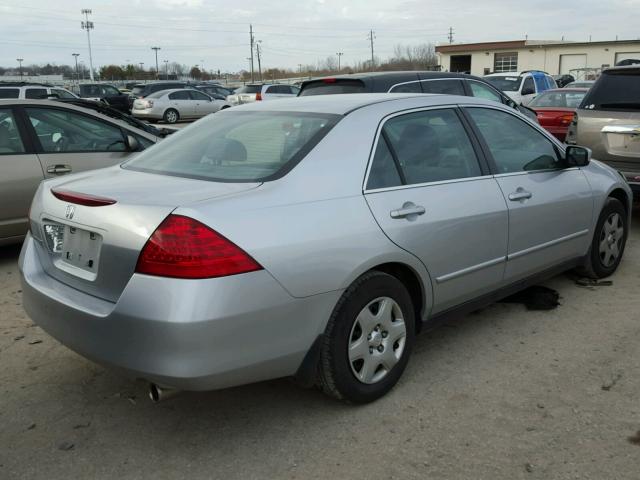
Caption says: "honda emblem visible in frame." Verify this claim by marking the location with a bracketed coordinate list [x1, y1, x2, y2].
[65, 205, 75, 220]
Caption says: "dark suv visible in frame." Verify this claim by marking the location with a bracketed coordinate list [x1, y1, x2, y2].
[78, 84, 130, 112]
[299, 71, 537, 121]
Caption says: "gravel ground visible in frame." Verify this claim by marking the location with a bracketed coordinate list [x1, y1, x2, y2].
[1, 212, 639, 480]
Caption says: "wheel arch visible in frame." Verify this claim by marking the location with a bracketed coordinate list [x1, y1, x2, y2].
[608, 187, 631, 218]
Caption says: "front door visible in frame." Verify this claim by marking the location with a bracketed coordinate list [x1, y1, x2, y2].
[364, 107, 508, 314]
[464, 106, 593, 283]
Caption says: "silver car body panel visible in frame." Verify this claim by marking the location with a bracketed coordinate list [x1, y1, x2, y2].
[132, 88, 229, 121]
[20, 94, 632, 391]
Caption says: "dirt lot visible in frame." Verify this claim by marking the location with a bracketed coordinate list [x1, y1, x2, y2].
[1, 215, 639, 480]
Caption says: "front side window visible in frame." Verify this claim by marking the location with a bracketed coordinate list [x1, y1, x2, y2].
[466, 107, 561, 173]
[367, 108, 481, 188]
[189, 90, 210, 101]
[25, 88, 48, 99]
[0, 109, 26, 154]
[52, 89, 76, 99]
[124, 111, 339, 182]
[102, 86, 121, 96]
[494, 52, 518, 73]
[26, 108, 126, 153]
[469, 81, 503, 102]
[420, 80, 465, 95]
[389, 82, 422, 93]
[522, 77, 535, 94]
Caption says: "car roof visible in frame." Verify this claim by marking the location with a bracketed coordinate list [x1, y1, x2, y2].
[541, 88, 589, 93]
[228, 93, 496, 115]
[603, 65, 640, 74]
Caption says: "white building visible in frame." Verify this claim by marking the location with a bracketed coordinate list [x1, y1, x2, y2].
[435, 39, 640, 78]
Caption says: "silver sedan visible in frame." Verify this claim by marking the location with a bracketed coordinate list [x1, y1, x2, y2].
[20, 94, 631, 403]
[131, 88, 230, 124]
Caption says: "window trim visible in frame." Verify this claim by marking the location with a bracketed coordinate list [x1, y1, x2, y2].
[459, 104, 572, 176]
[465, 79, 507, 105]
[363, 105, 491, 193]
[0, 106, 32, 156]
[21, 105, 129, 155]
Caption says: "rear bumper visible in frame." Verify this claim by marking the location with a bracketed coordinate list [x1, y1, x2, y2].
[19, 235, 340, 391]
[131, 109, 161, 120]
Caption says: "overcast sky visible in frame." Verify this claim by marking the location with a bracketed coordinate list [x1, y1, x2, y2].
[1, 0, 639, 72]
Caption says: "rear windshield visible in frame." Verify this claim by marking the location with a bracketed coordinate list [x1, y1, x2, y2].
[235, 85, 262, 94]
[299, 80, 366, 96]
[0, 88, 19, 98]
[528, 90, 586, 108]
[484, 76, 522, 92]
[580, 71, 640, 110]
[123, 111, 340, 182]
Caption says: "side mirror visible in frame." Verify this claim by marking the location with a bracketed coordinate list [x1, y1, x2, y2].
[125, 134, 140, 152]
[565, 146, 591, 167]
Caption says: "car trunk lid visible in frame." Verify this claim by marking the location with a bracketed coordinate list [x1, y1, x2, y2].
[31, 167, 260, 302]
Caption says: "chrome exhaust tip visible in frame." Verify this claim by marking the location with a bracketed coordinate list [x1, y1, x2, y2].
[149, 383, 180, 403]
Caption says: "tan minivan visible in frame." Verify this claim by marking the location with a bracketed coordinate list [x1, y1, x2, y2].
[566, 66, 640, 195]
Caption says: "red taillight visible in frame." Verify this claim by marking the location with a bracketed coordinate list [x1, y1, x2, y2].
[135, 215, 262, 279]
[323, 78, 337, 84]
[559, 113, 575, 125]
[51, 188, 116, 207]
[255, 92, 262, 101]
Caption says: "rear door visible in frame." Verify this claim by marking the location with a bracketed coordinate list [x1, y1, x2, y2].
[167, 90, 194, 118]
[464, 106, 593, 282]
[364, 107, 508, 314]
[419, 79, 465, 96]
[23, 106, 132, 178]
[0, 107, 44, 240]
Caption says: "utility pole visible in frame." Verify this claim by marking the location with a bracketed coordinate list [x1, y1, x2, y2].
[255, 41, 263, 82]
[336, 52, 344, 72]
[151, 47, 161, 79]
[16, 58, 23, 80]
[139, 62, 144, 79]
[448, 27, 454, 44]
[164, 59, 169, 80]
[81, 9, 95, 81]
[72, 53, 80, 84]
[249, 24, 255, 82]
[367, 30, 376, 70]
[298, 63, 303, 75]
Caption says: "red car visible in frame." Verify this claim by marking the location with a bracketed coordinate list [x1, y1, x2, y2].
[528, 88, 589, 141]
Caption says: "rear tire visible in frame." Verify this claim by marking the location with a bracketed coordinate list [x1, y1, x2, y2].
[163, 109, 179, 124]
[317, 271, 415, 403]
[577, 197, 628, 278]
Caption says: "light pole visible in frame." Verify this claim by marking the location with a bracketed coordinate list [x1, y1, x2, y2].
[79, 61, 86, 81]
[81, 9, 95, 81]
[151, 47, 161, 79]
[336, 52, 343, 72]
[72, 53, 80, 84]
[16, 58, 23, 80]
[164, 59, 169, 80]
[255, 41, 262, 82]
[200, 59, 205, 79]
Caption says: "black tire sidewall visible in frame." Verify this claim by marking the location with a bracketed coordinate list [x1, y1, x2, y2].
[327, 273, 415, 403]
[589, 198, 628, 278]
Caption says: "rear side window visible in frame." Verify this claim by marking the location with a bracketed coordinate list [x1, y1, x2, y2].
[124, 111, 340, 182]
[0, 89, 19, 99]
[131, 86, 145, 96]
[25, 88, 48, 99]
[299, 80, 366, 96]
[168, 91, 190, 100]
[367, 109, 481, 188]
[389, 82, 422, 93]
[469, 81, 503, 102]
[581, 70, 640, 111]
[420, 80, 465, 95]
[0, 109, 26, 154]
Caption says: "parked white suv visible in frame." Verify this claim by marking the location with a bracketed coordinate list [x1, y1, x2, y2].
[484, 71, 557, 105]
[0, 83, 78, 100]
[226, 84, 300, 106]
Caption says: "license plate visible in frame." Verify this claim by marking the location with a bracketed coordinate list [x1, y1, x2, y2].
[43, 222, 102, 279]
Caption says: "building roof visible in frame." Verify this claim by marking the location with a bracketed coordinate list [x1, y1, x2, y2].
[436, 39, 640, 54]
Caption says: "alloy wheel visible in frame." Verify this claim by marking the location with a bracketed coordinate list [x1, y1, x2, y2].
[599, 212, 624, 267]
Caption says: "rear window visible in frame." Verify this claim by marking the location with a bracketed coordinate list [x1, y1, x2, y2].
[123, 111, 340, 182]
[484, 76, 522, 92]
[299, 80, 366, 96]
[529, 90, 587, 108]
[0, 88, 19, 99]
[131, 86, 145, 96]
[235, 85, 263, 94]
[580, 70, 640, 111]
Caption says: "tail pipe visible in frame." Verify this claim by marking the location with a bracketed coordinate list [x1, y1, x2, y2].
[149, 383, 180, 403]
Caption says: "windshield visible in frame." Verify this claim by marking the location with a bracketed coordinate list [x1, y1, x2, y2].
[299, 80, 366, 96]
[124, 111, 340, 182]
[529, 90, 587, 108]
[235, 85, 262, 94]
[484, 76, 522, 92]
[580, 71, 640, 110]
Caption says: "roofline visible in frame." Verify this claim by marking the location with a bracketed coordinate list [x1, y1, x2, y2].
[436, 38, 640, 54]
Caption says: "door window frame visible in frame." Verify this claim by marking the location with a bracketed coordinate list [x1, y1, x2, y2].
[4, 106, 38, 154]
[363, 105, 492, 193]
[459, 104, 571, 177]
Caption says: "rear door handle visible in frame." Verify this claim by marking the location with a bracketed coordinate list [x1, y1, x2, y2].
[508, 189, 532, 201]
[46, 164, 72, 175]
[390, 203, 426, 219]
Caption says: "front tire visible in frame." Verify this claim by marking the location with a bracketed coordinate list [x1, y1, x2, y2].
[579, 197, 628, 278]
[163, 108, 179, 124]
[317, 271, 415, 403]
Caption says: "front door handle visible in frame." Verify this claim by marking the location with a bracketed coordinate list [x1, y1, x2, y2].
[46, 164, 72, 175]
[508, 188, 532, 201]
[390, 202, 426, 219]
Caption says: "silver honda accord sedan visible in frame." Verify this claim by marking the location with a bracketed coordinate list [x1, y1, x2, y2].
[19, 94, 631, 403]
